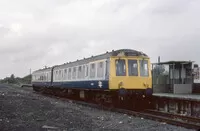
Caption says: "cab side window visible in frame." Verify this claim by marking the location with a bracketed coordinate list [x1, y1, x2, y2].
[128, 60, 138, 76]
[140, 60, 149, 77]
[115, 59, 126, 76]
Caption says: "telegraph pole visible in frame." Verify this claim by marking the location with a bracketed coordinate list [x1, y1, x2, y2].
[29, 68, 32, 84]
[158, 56, 160, 63]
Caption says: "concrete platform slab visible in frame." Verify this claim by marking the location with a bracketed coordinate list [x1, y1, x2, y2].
[153, 93, 200, 101]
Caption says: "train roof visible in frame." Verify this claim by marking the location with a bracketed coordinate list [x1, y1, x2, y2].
[54, 49, 149, 69]
[32, 49, 149, 72]
[32, 67, 52, 74]
[110, 49, 148, 57]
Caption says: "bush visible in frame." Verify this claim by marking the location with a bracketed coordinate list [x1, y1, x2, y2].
[0, 74, 32, 85]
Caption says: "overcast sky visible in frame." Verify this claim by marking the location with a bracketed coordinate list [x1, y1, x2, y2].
[0, 0, 200, 78]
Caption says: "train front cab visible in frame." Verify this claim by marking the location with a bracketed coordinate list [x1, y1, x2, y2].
[109, 56, 152, 109]
[109, 56, 152, 93]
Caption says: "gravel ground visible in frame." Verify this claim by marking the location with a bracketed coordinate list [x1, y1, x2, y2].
[0, 84, 195, 131]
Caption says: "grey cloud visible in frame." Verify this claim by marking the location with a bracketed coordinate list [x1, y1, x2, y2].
[0, 0, 200, 78]
[146, 0, 191, 14]
[0, 26, 10, 37]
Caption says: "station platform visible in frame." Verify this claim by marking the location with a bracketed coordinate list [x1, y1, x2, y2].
[153, 93, 200, 102]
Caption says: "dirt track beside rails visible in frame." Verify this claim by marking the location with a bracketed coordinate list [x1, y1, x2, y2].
[0, 84, 195, 131]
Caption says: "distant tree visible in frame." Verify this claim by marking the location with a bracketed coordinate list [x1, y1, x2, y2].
[22, 74, 32, 84]
[10, 74, 15, 82]
[8, 74, 17, 84]
[0, 74, 32, 86]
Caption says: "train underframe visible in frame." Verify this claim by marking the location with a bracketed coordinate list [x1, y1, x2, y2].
[32, 85, 153, 111]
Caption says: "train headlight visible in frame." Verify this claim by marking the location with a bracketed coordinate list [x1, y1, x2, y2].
[118, 82, 124, 89]
[143, 82, 149, 88]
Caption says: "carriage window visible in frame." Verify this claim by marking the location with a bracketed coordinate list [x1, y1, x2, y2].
[86, 65, 89, 77]
[100, 62, 103, 68]
[97, 62, 104, 78]
[49, 72, 51, 80]
[116, 59, 126, 76]
[82, 65, 85, 78]
[45, 74, 47, 81]
[78, 66, 82, 79]
[56, 71, 58, 80]
[140, 60, 149, 77]
[72, 67, 77, 79]
[61, 70, 63, 79]
[128, 60, 138, 76]
[68, 68, 71, 80]
[64, 69, 67, 80]
[90, 63, 96, 78]
[59, 70, 61, 80]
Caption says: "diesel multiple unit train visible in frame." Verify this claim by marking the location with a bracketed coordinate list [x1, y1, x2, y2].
[31, 49, 152, 109]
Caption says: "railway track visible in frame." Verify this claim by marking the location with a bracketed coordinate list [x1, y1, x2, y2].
[144, 109, 200, 124]
[32, 90, 200, 130]
[132, 110, 200, 130]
